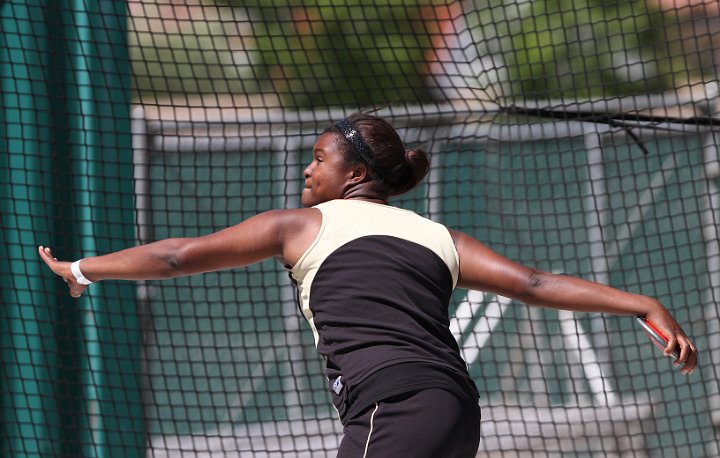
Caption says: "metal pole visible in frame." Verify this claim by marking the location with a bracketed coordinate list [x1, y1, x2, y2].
[277, 143, 310, 422]
[131, 105, 154, 450]
[583, 128, 614, 402]
[701, 97, 720, 457]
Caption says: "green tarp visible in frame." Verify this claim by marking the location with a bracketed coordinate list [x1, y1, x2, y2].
[1, 1, 143, 456]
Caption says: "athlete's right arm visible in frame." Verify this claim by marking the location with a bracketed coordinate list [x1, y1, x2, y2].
[38, 208, 321, 297]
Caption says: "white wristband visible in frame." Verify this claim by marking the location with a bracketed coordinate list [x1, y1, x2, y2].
[70, 260, 93, 285]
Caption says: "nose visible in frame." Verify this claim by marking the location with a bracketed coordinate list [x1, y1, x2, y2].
[303, 164, 312, 178]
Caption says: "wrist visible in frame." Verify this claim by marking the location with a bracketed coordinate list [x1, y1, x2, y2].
[70, 260, 93, 285]
[637, 299, 665, 318]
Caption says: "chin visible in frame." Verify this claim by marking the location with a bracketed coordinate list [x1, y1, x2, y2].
[300, 191, 314, 207]
[301, 196, 331, 208]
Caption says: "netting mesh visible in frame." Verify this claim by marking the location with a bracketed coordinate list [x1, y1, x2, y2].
[2, 0, 720, 457]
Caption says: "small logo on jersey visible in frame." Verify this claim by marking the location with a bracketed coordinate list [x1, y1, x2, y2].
[332, 376, 344, 395]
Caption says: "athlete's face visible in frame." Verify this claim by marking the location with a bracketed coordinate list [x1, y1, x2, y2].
[301, 132, 355, 207]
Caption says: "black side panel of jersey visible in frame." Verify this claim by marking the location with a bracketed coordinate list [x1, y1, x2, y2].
[309, 235, 467, 388]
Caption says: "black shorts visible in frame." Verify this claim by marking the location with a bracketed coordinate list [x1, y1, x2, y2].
[337, 388, 481, 458]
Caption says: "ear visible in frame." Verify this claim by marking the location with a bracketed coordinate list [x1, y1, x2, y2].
[349, 164, 369, 183]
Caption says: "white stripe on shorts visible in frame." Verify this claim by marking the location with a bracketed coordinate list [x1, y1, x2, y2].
[362, 403, 380, 458]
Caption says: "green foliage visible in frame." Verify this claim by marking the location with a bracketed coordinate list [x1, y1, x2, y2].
[505, 0, 683, 99]
[220, 0, 434, 108]
[129, 0, 694, 105]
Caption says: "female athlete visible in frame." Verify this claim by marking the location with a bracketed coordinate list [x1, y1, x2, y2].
[39, 112, 698, 458]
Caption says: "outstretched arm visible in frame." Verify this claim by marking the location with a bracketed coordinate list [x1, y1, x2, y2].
[450, 229, 697, 374]
[39, 208, 319, 298]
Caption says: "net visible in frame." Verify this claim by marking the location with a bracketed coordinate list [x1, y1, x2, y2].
[2, 0, 720, 457]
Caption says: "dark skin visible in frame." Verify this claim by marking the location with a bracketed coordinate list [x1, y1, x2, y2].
[39, 131, 698, 374]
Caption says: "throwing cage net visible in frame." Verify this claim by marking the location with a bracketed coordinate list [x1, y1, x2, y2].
[2, 0, 720, 457]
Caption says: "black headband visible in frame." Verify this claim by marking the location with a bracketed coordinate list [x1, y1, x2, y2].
[334, 118, 390, 182]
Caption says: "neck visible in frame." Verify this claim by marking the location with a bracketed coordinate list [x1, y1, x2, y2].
[342, 185, 387, 204]
[347, 196, 387, 204]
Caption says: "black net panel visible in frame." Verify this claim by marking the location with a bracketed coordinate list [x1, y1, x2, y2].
[3, 0, 720, 457]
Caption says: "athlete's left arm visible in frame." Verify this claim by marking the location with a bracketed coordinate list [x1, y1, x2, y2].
[449, 228, 697, 372]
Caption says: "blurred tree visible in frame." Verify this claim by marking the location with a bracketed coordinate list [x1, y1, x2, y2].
[128, 0, 696, 105]
[221, 0, 435, 108]
[502, 0, 688, 99]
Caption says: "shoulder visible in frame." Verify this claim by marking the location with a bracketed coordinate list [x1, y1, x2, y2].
[447, 228, 463, 247]
[258, 207, 322, 232]
[446, 228, 490, 259]
[260, 208, 322, 267]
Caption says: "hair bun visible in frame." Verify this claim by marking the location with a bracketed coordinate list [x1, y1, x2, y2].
[390, 148, 430, 195]
[340, 112, 432, 196]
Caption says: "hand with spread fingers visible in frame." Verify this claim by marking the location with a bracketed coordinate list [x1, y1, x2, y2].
[38, 246, 89, 299]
